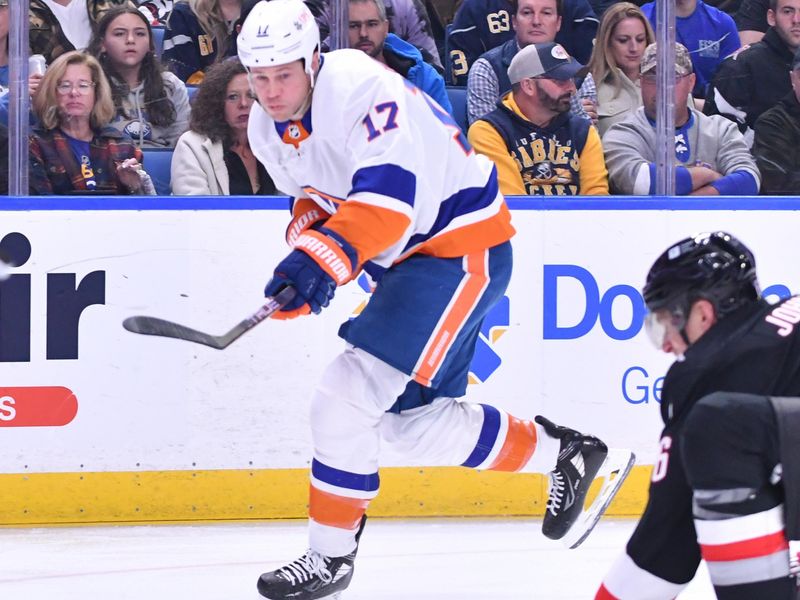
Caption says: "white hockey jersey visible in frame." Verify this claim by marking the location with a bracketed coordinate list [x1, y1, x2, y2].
[248, 49, 514, 269]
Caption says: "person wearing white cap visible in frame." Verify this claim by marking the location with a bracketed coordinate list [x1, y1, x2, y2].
[236, 1, 633, 598]
[468, 42, 609, 195]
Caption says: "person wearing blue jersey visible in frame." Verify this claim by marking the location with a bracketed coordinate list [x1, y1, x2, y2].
[464, 0, 599, 125]
[162, 0, 242, 84]
[348, 0, 452, 114]
[447, 0, 598, 86]
[640, 0, 740, 101]
[237, 1, 633, 599]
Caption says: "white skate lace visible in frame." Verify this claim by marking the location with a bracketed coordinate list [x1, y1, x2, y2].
[278, 550, 333, 585]
[546, 471, 565, 516]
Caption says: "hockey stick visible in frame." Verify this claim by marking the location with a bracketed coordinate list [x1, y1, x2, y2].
[122, 286, 297, 350]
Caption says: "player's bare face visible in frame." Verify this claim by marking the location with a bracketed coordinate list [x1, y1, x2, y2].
[100, 13, 151, 71]
[610, 18, 648, 79]
[768, 0, 800, 51]
[249, 61, 312, 122]
[513, 0, 562, 47]
[348, 1, 389, 59]
[533, 77, 575, 114]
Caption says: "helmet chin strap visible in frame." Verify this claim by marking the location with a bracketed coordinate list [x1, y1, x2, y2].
[288, 65, 316, 121]
[288, 87, 313, 121]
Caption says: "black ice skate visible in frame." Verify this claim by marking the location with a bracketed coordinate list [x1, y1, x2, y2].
[535, 416, 635, 549]
[257, 516, 367, 600]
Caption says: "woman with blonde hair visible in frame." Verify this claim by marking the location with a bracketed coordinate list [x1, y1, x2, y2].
[162, 0, 242, 84]
[587, 2, 654, 137]
[29, 51, 156, 195]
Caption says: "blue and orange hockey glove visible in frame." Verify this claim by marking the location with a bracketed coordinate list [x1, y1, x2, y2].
[264, 227, 359, 320]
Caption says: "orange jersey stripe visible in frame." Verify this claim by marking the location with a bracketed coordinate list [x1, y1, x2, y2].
[413, 251, 488, 386]
[406, 203, 515, 260]
[487, 414, 537, 472]
[309, 484, 370, 530]
[325, 200, 411, 264]
[701, 531, 789, 562]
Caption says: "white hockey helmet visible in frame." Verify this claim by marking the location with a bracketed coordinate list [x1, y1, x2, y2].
[237, 0, 320, 82]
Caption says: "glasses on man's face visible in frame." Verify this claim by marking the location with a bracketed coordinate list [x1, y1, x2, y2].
[56, 80, 96, 95]
[225, 91, 257, 104]
[640, 73, 689, 86]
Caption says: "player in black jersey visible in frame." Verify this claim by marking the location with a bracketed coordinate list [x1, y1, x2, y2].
[597, 231, 800, 600]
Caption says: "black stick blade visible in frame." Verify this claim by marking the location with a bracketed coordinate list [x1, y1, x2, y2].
[122, 316, 227, 349]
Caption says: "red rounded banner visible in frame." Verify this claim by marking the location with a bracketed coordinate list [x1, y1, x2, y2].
[0, 387, 78, 427]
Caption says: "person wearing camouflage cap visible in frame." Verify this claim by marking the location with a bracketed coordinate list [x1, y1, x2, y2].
[602, 42, 760, 196]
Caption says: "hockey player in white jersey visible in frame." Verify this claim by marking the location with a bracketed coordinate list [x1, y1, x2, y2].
[237, 2, 634, 598]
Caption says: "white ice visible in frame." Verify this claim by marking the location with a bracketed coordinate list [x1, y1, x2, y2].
[0, 518, 715, 599]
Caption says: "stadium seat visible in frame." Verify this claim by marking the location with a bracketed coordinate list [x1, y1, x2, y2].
[141, 148, 173, 196]
[446, 86, 468, 136]
[152, 26, 165, 59]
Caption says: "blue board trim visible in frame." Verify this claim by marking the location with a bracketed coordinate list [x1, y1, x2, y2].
[3, 195, 800, 211]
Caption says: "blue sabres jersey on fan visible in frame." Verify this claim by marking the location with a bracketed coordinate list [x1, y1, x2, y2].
[447, 0, 598, 85]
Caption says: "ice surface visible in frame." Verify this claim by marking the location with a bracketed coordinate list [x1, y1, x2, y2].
[0, 518, 715, 599]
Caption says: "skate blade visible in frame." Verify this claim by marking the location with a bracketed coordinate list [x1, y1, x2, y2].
[560, 448, 636, 550]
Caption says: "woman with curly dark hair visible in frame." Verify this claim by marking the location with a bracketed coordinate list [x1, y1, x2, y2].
[171, 58, 275, 194]
[89, 6, 190, 147]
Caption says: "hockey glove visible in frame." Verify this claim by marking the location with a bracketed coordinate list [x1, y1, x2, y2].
[285, 198, 328, 246]
[264, 227, 359, 320]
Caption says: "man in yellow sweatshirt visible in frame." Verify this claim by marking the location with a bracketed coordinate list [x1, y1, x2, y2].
[468, 42, 608, 196]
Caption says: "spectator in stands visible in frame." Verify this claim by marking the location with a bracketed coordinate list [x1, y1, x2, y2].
[752, 46, 800, 193]
[603, 43, 760, 195]
[89, 7, 191, 147]
[162, 0, 241, 84]
[29, 51, 156, 195]
[0, 0, 8, 92]
[30, 0, 131, 66]
[348, 0, 452, 113]
[736, 0, 770, 44]
[465, 0, 598, 125]
[640, 0, 740, 100]
[588, 2, 655, 137]
[448, 0, 598, 86]
[314, 0, 442, 69]
[89, 6, 190, 147]
[171, 58, 275, 194]
[704, 0, 800, 141]
[468, 42, 608, 195]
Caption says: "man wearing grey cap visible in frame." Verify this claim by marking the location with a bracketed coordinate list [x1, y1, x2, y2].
[752, 45, 800, 194]
[602, 42, 759, 196]
[468, 42, 609, 196]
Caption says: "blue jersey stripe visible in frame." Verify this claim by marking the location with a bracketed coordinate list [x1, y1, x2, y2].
[350, 164, 416, 207]
[461, 404, 501, 468]
[403, 168, 499, 252]
[311, 458, 380, 492]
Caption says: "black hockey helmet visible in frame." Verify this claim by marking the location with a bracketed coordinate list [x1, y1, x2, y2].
[643, 231, 760, 321]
